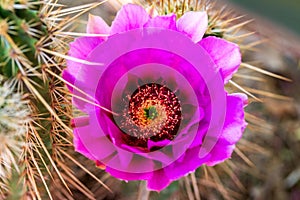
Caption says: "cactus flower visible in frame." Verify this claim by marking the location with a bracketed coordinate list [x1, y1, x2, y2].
[63, 4, 247, 191]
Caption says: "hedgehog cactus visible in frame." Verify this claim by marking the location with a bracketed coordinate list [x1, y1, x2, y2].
[0, 0, 289, 199]
[0, 0, 107, 199]
[0, 0, 66, 199]
[0, 0, 47, 78]
[0, 77, 29, 200]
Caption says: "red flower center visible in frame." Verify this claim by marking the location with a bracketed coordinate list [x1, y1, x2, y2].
[117, 83, 182, 150]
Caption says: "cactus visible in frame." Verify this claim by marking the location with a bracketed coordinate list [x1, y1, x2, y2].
[0, 0, 109, 199]
[0, 0, 46, 77]
[0, 0, 291, 199]
[0, 77, 29, 200]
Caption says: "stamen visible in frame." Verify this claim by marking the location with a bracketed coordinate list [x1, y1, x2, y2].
[116, 83, 182, 150]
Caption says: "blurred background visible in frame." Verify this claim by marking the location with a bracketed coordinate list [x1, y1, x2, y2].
[226, 1, 300, 199]
[60, 0, 300, 199]
[228, 0, 300, 36]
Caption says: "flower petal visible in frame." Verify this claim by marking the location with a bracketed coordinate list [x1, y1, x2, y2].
[176, 11, 208, 42]
[65, 36, 104, 87]
[110, 4, 149, 35]
[68, 37, 104, 66]
[199, 36, 241, 83]
[147, 139, 171, 150]
[145, 14, 177, 30]
[147, 169, 170, 191]
[73, 114, 117, 161]
[73, 117, 97, 161]
[205, 144, 236, 166]
[87, 14, 110, 34]
[164, 147, 209, 181]
[63, 36, 106, 111]
[204, 93, 247, 166]
[221, 93, 247, 145]
[65, 11, 247, 191]
[106, 167, 152, 181]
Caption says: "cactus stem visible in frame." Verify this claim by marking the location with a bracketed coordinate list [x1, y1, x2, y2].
[2, 54, 29, 77]
[22, 76, 71, 132]
[28, 119, 72, 195]
[1, 32, 26, 60]
[0, 0, 112, 198]
[0, 77, 29, 199]
[0, 0, 14, 11]
[0, 19, 9, 36]
[21, 20, 43, 38]
[27, 142, 53, 200]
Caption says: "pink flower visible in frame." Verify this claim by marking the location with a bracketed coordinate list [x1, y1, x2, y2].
[63, 4, 247, 191]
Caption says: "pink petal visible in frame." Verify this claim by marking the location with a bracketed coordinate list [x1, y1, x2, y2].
[74, 133, 97, 161]
[164, 147, 209, 181]
[106, 148, 134, 169]
[110, 4, 149, 35]
[73, 115, 117, 161]
[76, 131, 116, 161]
[106, 167, 152, 181]
[147, 139, 171, 150]
[221, 93, 247, 145]
[176, 11, 208, 42]
[147, 169, 170, 191]
[205, 144, 236, 166]
[68, 36, 104, 62]
[199, 36, 241, 83]
[87, 14, 110, 34]
[66, 36, 104, 83]
[73, 116, 95, 161]
[145, 14, 177, 30]
[63, 36, 105, 111]
[64, 17, 108, 91]
[203, 93, 247, 166]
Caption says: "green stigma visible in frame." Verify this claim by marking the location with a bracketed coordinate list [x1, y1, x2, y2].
[144, 106, 158, 120]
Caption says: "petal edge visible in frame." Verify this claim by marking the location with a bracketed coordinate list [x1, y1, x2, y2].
[199, 36, 241, 83]
[110, 4, 149, 35]
[87, 14, 110, 34]
[177, 11, 208, 42]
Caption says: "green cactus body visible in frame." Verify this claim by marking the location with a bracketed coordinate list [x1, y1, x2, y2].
[0, 0, 52, 144]
[0, 1, 69, 199]
[0, 0, 110, 198]
[0, 77, 29, 200]
[0, 1, 46, 77]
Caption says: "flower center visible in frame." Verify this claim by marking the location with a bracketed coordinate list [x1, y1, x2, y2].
[117, 83, 182, 150]
[144, 106, 158, 120]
